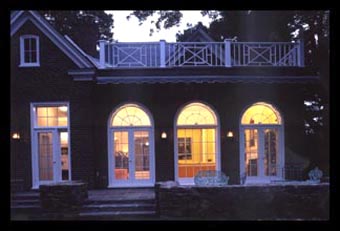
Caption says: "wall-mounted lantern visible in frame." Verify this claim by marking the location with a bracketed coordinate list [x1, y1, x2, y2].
[161, 132, 167, 139]
[12, 132, 21, 140]
[226, 131, 234, 138]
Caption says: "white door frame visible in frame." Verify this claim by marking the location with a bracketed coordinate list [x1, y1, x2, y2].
[30, 102, 71, 189]
[239, 124, 285, 184]
[108, 127, 155, 188]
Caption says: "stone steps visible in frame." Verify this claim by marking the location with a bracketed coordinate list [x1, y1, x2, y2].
[11, 192, 40, 200]
[11, 199, 40, 206]
[79, 196, 157, 219]
[83, 202, 155, 212]
[11, 191, 42, 220]
[78, 210, 157, 220]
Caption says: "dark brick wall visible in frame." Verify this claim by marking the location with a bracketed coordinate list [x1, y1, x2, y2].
[156, 183, 330, 220]
[11, 20, 95, 190]
[92, 82, 310, 186]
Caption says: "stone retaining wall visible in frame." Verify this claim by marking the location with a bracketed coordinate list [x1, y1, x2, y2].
[156, 182, 329, 220]
[40, 181, 88, 215]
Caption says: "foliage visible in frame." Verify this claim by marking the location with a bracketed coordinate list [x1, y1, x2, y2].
[39, 10, 114, 56]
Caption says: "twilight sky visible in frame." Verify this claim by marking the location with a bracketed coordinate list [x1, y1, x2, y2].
[106, 11, 215, 42]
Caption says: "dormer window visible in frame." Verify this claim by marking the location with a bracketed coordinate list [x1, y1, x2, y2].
[20, 35, 40, 67]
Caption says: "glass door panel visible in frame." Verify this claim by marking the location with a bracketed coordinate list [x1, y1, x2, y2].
[177, 128, 216, 179]
[134, 131, 150, 180]
[59, 131, 69, 180]
[264, 128, 278, 176]
[38, 132, 54, 181]
[244, 129, 258, 176]
[114, 131, 129, 180]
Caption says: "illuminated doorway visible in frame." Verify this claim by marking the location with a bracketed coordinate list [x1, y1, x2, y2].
[108, 103, 155, 187]
[239, 102, 284, 184]
[31, 103, 71, 189]
[174, 102, 220, 184]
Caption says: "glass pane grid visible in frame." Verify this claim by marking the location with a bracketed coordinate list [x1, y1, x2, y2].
[178, 128, 216, 178]
[134, 131, 150, 180]
[23, 38, 37, 63]
[244, 129, 258, 177]
[112, 105, 151, 126]
[38, 133, 53, 181]
[114, 131, 129, 180]
[36, 106, 68, 127]
[264, 129, 278, 176]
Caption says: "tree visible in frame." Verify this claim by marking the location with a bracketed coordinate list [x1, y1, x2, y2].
[39, 11, 114, 56]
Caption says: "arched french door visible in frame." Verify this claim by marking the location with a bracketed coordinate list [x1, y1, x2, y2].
[174, 102, 220, 185]
[239, 102, 284, 184]
[108, 103, 155, 187]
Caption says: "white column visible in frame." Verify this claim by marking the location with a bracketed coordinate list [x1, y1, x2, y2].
[99, 40, 106, 68]
[160, 40, 166, 67]
[224, 39, 232, 67]
[297, 39, 305, 67]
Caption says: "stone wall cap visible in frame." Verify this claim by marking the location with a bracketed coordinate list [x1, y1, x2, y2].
[40, 181, 87, 187]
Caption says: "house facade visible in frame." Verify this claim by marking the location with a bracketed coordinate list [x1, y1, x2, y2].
[11, 11, 320, 191]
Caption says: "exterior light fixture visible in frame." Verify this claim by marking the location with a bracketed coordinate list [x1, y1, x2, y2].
[161, 132, 167, 139]
[227, 131, 234, 138]
[12, 132, 21, 140]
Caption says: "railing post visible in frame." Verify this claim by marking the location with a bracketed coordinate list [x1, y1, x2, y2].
[297, 39, 305, 67]
[99, 40, 106, 68]
[224, 39, 232, 67]
[160, 40, 166, 67]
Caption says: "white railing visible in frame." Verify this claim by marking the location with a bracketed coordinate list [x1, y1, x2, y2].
[166, 42, 225, 67]
[231, 42, 302, 67]
[99, 39, 304, 68]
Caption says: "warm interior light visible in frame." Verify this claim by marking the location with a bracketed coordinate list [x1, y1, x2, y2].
[227, 131, 234, 138]
[12, 132, 20, 140]
[59, 106, 68, 112]
[161, 132, 167, 139]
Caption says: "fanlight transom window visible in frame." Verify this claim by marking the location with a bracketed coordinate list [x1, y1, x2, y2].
[111, 104, 151, 126]
[177, 103, 217, 126]
[241, 102, 281, 125]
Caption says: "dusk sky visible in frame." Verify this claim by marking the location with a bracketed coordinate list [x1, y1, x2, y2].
[106, 11, 215, 42]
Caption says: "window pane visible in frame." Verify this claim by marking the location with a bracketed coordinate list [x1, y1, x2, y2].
[24, 51, 30, 63]
[30, 38, 36, 50]
[38, 132, 53, 181]
[37, 107, 47, 117]
[24, 38, 30, 50]
[60, 132, 69, 180]
[241, 103, 281, 124]
[134, 131, 150, 180]
[37, 117, 48, 127]
[35, 106, 68, 127]
[178, 128, 216, 178]
[48, 117, 58, 126]
[114, 131, 129, 180]
[244, 129, 258, 176]
[31, 51, 37, 63]
[177, 103, 217, 126]
[112, 105, 151, 126]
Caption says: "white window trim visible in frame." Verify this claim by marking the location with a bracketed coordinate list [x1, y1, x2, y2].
[20, 35, 40, 67]
[174, 102, 221, 185]
[30, 102, 71, 189]
[107, 103, 155, 188]
[239, 103, 285, 184]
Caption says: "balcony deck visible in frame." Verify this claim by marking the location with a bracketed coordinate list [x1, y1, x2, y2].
[98, 40, 305, 69]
